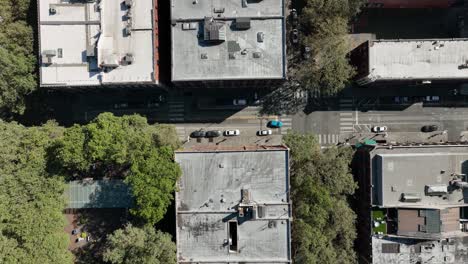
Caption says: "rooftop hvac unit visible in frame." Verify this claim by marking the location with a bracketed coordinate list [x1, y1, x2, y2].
[123, 54, 134, 65]
[425, 185, 448, 196]
[42, 50, 57, 57]
[401, 193, 421, 202]
[124, 0, 133, 8]
[235, 18, 251, 30]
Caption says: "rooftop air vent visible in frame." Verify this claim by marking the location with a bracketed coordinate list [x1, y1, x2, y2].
[257, 32, 264, 42]
[200, 53, 208, 59]
[124, 25, 132, 36]
[253, 52, 262, 59]
[49, 6, 57, 15]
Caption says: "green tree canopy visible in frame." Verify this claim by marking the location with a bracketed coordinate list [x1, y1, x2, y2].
[293, 0, 365, 96]
[284, 132, 357, 264]
[102, 225, 176, 264]
[0, 120, 72, 264]
[0, 0, 36, 115]
[52, 113, 182, 224]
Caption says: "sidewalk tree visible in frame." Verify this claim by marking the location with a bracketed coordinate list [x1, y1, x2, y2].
[102, 225, 176, 264]
[293, 0, 365, 96]
[284, 132, 357, 264]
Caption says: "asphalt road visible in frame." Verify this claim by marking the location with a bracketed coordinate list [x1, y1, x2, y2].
[293, 97, 468, 145]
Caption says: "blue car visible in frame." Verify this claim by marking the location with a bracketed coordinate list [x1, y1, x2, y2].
[268, 120, 283, 128]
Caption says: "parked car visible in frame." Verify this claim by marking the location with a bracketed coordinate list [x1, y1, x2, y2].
[268, 120, 283, 128]
[113, 102, 128, 109]
[190, 130, 206, 138]
[233, 99, 247, 106]
[147, 100, 160, 108]
[372, 126, 387, 133]
[290, 9, 298, 27]
[425, 96, 440, 102]
[421, 125, 438, 132]
[224, 130, 240, 136]
[291, 29, 299, 44]
[394, 96, 409, 103]
[205, 130, 221, 138]
[257, 130, 272, 136]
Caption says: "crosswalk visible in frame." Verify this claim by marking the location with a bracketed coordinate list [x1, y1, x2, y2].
[168, 100, 184, 122]
[175, 125, 187, 141]
[317, 134, 340, 145]
[339, 98, 355, 133]
[279, 116, 292, 135]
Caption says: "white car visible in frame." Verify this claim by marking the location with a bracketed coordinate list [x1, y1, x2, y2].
[426, 96, 440, 102]
[372, 126, 388, 133]
[224, 130, 240, 136]
[233, 99, 247, 106]
[257, 130, 272, 136]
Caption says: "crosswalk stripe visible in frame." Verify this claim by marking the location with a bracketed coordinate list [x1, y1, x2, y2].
[340, 112, 353, 116]
[340, 117, 354, 121]
[340, 122, 354, 126]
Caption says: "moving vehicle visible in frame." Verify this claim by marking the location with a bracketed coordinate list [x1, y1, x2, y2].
[268, 120, 283, 128]
[190, 130, 206, 138]
[372, 126, 387, 133]
[224, 130, 240, 136]
[421, 125, 438, 132]
[425, 96, 440, 102]
[233, 99, 247, 106]
[257, 130, 272, 136]
[205, 130, 221, 138]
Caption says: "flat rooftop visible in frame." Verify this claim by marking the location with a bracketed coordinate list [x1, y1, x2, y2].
[371, 146, 468, 208]
[372, 236, 468, 264]
[170, 0, 286, 82]
[38, 0, 157, 87]
[175, 147, 291, 263]
[367, 39, 468, 81]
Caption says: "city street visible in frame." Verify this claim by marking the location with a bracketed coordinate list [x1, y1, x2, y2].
[293, 97, 468, 145]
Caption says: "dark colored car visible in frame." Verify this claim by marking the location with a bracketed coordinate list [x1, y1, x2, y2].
[190, 130, 206, 138]
[421, 125, 438, 132]
[205, 130, 221, 138]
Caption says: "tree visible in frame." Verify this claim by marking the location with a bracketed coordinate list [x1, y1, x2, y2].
[0, 0, 36, 116]
[126, 147, 181, 225]
[283, 132, 357, 264]
[52, 113, 182, 224]
[0, 121, 72, 264]
[292, 0, 365, 96]
[102, 225, 176, 264]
